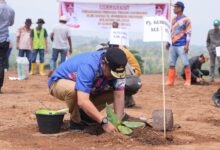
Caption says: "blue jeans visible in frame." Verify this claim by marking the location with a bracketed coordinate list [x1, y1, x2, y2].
[32, 49, 44, 63]
[18, 49, 32, 70]
[169, 46, 189, 67]
[50, 48, 67, 70]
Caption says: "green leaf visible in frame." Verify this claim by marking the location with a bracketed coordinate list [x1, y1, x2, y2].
[53, 108, 68, 115]
[106, 103, 120, 127]
[118, 125, 133, 135]
[122, 121, 145, 128]
[35, 108, 68, 115]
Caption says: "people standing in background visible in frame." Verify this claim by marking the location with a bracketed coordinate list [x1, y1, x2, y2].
[30, 18, 48, 76]
[206, 19, 220, 82]
[16, 18, 32, 71]
[4, 40, 12, 72]
[48, 16, 72, 77]
[166, 1, 192, 86]
[0, 0, 15, 93]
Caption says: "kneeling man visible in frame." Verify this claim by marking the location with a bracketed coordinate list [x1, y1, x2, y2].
[48, 47, 127, 133]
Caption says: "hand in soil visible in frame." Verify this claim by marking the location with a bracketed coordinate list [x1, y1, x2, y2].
[102, 122, 117, 133]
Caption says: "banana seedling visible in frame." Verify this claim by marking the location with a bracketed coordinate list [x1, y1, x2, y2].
[106, 103, 145, 135]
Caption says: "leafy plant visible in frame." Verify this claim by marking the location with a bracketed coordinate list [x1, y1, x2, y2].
[106, 103, 145, 135]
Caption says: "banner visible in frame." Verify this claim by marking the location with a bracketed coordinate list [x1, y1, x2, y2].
[60, 1, 170, 31]
[143, 16, 171, 43]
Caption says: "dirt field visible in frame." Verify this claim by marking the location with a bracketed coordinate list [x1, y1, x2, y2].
[1, 71, 220, 150]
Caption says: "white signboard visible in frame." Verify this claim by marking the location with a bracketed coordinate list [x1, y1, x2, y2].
[109, 28, 129, 47]
[60, 1, 170, 31]
[216, 47, 220, 57]
[143, 16, 171, 43]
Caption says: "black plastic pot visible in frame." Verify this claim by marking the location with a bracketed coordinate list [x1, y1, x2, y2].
[36, 113, 65, 134]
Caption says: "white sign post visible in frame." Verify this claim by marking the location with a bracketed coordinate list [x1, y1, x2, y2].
[143, 16, 171, 43]
[109, 28, 129, 47]
[143, 16, 171, 138]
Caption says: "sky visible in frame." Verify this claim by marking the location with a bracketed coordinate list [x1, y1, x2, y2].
[5, 0, 220, 46]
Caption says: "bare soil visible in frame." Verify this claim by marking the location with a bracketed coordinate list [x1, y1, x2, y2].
[1, 71, 220, 150]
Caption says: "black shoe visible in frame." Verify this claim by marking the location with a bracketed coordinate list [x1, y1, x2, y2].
[69, 120, 86, 131]
[79, 109, 97, 125]
[125, 96, 136, 108]
[122, 112, 129, 122]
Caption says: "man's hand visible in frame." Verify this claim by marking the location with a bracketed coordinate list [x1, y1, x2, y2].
[184, 46, 189, 53]
[184, 44, 190, 53]
[102, 122, 117, 133]
[166, 43, 170, 50]
[196, 77, 203, 83]
[45, 47, 48, 54]
[69, 48, 73, 55]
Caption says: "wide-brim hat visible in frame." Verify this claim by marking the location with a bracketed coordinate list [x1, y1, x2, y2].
[36, 18, 45, 24]
[25, 18, 32, 24]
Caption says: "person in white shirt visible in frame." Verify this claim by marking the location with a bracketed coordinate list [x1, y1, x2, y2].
[48, 16, 72, 77]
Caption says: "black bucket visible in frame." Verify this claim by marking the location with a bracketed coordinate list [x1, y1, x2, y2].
[36, 112, 65, 134]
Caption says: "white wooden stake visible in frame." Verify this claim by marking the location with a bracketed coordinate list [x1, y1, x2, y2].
[160, 26, 166, 138]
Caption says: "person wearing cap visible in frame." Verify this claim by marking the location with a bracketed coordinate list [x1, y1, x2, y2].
[181, 54, 209, 85]
[166, 1, 192, 86]
[48, 47, 127, 132]
[16, 18, 32, 71]
[0, 0, 15, 93]
[206, 19, 220, 82]
[97, 43, 142, 108]
[48, 16, 72, 77]
[30, 18, 48, 76]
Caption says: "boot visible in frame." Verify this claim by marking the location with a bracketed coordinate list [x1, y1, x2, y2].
[39, 63, 45, 76]
[30, 63, 36, 75]
[125, 96, 136, 108]
[166, 68, 176, 86]
[184, 67, 191, 86]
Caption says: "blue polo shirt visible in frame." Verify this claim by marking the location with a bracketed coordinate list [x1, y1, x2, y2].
[48, 51, 125, 95]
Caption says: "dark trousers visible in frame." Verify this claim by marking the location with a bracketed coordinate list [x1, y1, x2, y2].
[0, 41, 9, 87]
[4, 48, 12, 70]
[182, 69, 209, 84]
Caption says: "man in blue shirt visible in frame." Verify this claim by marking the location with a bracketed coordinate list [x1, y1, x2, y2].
[166, 1, 192, 86]
[0, 0, 15, 93]
[48, 47, 127, 133]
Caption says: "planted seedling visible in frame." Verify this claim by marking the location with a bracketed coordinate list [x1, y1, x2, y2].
[106, 103, 145, 135]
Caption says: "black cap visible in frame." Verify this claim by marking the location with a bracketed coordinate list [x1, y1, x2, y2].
[104, 47, 127, 79]
[25, 18, 32, 24]
[36, 18, 45, 24]
[174, 1, 185, 10]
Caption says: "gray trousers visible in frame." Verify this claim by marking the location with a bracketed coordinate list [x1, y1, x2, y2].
[209, 50, 220, 78]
